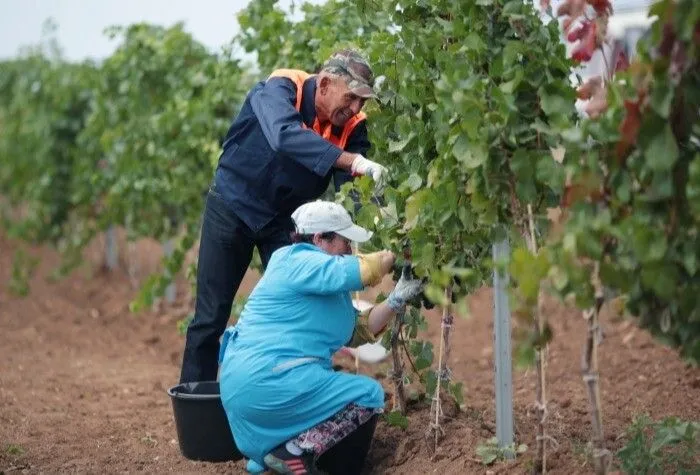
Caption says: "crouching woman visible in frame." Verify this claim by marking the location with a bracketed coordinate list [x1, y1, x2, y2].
[218, 200, 422, 474]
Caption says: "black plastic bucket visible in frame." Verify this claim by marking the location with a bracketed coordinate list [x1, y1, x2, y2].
[167, 381, 243, 462]
[316, 413, 379, 475]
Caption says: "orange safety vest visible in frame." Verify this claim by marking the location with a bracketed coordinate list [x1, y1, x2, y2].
[268, 69, 366, 150]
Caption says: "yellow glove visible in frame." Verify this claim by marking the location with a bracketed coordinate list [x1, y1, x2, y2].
[347, 311, 378, 347]
[357, 251, 394, 286]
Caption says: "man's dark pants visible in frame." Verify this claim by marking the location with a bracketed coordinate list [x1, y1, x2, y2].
[179, 186, 292, 383]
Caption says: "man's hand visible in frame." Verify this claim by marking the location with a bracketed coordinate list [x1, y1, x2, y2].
[350, 155, 388, 192]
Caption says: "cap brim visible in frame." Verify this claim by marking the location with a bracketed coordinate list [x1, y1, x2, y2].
[336, 224, 373, 243]
[351, 84, 376, 99]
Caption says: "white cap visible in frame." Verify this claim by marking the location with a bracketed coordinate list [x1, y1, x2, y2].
[291, 201, 373, 243]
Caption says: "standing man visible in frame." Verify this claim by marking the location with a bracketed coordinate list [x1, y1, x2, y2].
[180, 49, 387, 384]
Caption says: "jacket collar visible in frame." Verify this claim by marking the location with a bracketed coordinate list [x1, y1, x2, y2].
[301, 76, 317, 128]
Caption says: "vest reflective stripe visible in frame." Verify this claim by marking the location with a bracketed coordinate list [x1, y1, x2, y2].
[268, 68, 366, 150]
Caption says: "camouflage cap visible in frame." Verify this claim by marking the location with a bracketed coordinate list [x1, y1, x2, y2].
[320, 49, 376, 98]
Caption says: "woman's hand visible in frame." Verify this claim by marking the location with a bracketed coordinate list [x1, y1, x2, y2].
[365, 262, 424, 335]
[386, 269, 424, 311]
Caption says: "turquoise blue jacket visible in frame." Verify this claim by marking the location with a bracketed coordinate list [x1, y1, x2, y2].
[218, 243, 385, 468]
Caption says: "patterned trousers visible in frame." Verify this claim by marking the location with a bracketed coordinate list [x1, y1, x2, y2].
[297, 403, 382, 472]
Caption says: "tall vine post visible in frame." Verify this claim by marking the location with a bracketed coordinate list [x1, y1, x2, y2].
[582, 262, 609, 474]
[527, 204, 549, 474]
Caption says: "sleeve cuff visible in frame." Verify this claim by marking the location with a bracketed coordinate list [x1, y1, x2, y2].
[313, 143, 343, 176]
[342, 255, 364, 291]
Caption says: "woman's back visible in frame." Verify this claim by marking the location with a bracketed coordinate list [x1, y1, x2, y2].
[223, 243, 363, 371]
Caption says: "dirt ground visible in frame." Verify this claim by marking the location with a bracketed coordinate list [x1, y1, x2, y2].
[1, 230, 699, 475]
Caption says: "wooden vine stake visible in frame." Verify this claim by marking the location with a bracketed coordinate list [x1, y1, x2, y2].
[389, 305, 407, 414]
[352, 242, 362, 375]
[582, 262, 609, 474]
[527, 204, 549, 474]
[428, 286, 453, 452]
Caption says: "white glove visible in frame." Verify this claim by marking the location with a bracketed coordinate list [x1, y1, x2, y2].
[386, 272, 423, 311]
[350, 155, 388, 192]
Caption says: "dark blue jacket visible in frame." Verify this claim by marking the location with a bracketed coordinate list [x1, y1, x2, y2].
[214, 75, 371, 232]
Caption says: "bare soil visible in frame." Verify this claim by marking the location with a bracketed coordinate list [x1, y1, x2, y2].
[1, 231, 699, 474]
